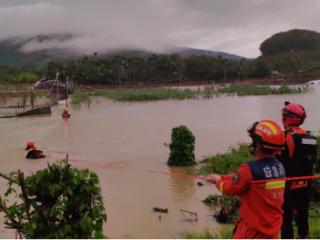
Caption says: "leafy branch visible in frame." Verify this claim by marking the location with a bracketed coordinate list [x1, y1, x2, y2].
[0, 159, 107, 238]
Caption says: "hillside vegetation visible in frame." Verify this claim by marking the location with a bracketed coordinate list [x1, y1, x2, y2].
[0, 34, 243, 68]
[0, 65, 41, 84]
[260, 29, 320, 55]
[258, 29, 320, 81]
[43, 29, 320, 85]
[1, 29, 320, 85]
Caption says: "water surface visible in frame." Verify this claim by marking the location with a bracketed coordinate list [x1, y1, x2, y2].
[1, 86, 320, 238]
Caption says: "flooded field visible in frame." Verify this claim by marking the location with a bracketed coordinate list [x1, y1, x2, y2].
[0, 86, 320, 238]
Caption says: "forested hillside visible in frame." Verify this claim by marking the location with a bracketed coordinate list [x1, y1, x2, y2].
[0, 34, 243, 68]
[260, 29, 320, 55]
[257, 29, 320, 81]
[1, 29, 320, 85]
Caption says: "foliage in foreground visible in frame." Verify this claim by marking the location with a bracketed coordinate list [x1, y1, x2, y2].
[0, 160, 106, 239]
[310, 136, 320, 202]
[183, 225, 233, 239]
[182, 228, 215, 239]
[309, 203, 320, 239]
[167, 125, 196, 166]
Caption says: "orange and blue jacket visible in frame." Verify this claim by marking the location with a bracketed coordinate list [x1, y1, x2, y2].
[215, 157, 286, 236]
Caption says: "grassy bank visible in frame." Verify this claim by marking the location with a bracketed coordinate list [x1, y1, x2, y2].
[218, 83, 308, 96]
[182, 225, 233, 239]
[71, 84, 306, 105]
[72, 88, 197, 105]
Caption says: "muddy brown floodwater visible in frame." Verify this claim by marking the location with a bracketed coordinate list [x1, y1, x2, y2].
[0, 85, 320, 238]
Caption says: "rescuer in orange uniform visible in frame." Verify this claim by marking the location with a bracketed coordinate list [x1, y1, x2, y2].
[207, 120, 286, 239]
[278, 102, 317, 239]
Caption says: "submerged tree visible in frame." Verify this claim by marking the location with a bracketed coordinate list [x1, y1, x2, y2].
[167, 125, 196, 166]
[0, 159, 107, 239]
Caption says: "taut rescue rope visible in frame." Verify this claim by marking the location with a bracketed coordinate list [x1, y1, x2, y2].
[68, 158, 320, 183]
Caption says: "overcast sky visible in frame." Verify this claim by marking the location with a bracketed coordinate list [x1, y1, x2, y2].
[0, 0, 320, 58]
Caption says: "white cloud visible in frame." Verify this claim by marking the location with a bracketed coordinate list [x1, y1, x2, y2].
[1, 0, 320, 58]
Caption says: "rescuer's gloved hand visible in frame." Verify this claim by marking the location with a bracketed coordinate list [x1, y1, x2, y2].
[206, 174, 221, 183]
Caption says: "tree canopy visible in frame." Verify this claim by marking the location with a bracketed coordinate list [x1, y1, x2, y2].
[260, 29, 320, 55]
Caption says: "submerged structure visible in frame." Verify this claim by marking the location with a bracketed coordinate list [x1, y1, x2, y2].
[0, 74, 74, 118]
[0, 90, 52, 118]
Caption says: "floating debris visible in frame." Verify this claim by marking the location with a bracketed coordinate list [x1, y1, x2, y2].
[197, 181, 204, 186]
[180, 209, 198, 222]
[153, 207, 168, 213]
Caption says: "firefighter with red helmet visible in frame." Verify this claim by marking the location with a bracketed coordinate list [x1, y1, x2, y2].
[279, 102, 318, 239]
[207, 120, 286, 239]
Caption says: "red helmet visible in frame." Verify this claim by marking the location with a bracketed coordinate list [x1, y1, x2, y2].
[247, 120, 285, 151]
[282, 101, 306, 127]
[26, 141, 35, 150]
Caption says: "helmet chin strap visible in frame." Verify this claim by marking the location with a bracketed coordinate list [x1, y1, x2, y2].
[250, 142, 269, 157]
[249, 141, 258, 155]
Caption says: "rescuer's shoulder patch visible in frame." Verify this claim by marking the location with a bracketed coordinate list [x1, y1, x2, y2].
[232, 171, 240, 184]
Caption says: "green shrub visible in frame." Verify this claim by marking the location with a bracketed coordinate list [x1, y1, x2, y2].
[203, 194, 239, 224]
[182, 228, 215, 239]
[314, 136, 320, 172]
[200, 144, 251, 175]
[71, 91, 92, 106]
[167, 125, 196, 166]
[309, 203, 320, 238]
[218, 84, 303, 96]
[311, 136, 320, 201]
[219, 224, 234, 239]
[0, 160, 106, 238]
[72, 88, 197, 104]
[183, 225, 233, 239]
[71, 84, 306, 105]
[0, 66, 40, 84]
[199, 144, 248, 229]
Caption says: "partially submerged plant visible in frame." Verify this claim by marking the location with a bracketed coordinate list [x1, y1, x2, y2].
[167, 125, 196, 166]
[203, 194, 239, 224]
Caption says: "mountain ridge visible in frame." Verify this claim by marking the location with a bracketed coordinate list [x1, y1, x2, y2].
[0, 34, 245, 68]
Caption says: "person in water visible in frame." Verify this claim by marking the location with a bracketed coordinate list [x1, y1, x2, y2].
[62, 107, 71, 119]
[207, 120, 286, 239]
[25, 141, 45, 159]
